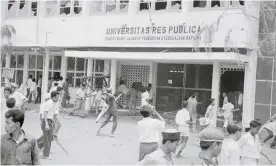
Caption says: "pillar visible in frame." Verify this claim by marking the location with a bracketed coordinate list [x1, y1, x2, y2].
[4, 53, 11, 86]
[23, 50, 29, 85]
[211, 61, 220, 108]
[104, 60, 111, 87]
[41, 48, 50, 102]
[152, 62, 158, 106]
[110, 59, 117, 93]
[60, 55, 67, 79]
[128, 0, 138, 16]
[85, 59, 93, 111]
[242, 50, 257, 128]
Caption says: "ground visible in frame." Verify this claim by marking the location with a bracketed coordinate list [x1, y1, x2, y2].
[1, 102, 276, 165]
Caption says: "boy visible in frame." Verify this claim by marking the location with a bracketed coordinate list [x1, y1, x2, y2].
[238, 120, 261, 165]
[218, 122, 242, 165]
[192, 127, 224, 166]
[175, 101, 194, 158]
[6, 97, 16, 109]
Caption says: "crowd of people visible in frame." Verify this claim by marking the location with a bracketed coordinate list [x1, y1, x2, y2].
[1, 79, 276, 165]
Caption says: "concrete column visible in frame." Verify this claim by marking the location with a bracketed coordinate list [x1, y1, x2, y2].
[195, 65, 200, 88]
[182, 0, 190, 14]
[41, 48, 50, 102]
[104, 60, 111, 87]
[4, 53, 11, 85]
[242, 51, 258, 128]
[85, 59, 93, 111]
[211, 61, 221, 109]
[82, 1, 90, 16]
[23, 50, 29, 85]
[152, 62, 158, 106]
[60, 55, 67, 79]
[110, 59, 117, 93]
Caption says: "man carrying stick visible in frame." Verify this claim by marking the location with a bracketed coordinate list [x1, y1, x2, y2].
[96, 88, 118, 137]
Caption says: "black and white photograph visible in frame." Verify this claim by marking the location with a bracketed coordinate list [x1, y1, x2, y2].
[1, 0, 276, 165]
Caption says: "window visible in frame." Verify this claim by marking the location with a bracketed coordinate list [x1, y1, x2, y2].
[7, 0, 17, 18]
[46, 0, 58, 16]
[49, 55, 62, 81]
[193, 0, 244, 9]
[28, 54, 44, 82]
[9, 54, 24, 85]
[90, 0, 129, 15]
[6, 0, 37, 18]
[139, 0, 181, 12]
[46, 0, 82, 16]
[66, 57, 88, 87]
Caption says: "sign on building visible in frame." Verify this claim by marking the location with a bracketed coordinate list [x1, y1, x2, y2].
[2, 68, 14, 79]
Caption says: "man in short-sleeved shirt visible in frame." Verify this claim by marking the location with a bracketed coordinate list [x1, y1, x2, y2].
[137, 105, 166, 161]
[222, 99, 234, 128]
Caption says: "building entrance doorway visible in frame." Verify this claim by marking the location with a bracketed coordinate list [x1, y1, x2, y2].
[220, 69, 245, 122]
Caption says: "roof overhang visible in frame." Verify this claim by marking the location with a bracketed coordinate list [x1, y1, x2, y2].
[65, 51, 250, 64]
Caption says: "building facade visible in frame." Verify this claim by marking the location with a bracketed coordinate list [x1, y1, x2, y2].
[1, 0, 275, 128]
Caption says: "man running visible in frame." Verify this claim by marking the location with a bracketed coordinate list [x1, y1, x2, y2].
[96, 88, 118, 137]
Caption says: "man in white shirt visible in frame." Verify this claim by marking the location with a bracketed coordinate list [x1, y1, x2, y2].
[218, 122, 242, 165]
[28, 78, 37, 103]
[40, 91, 59, 160]
[137, 105, 166, 161]
[36, 75, 42, 103]
[222, 99, 234, 128]
[138, 129, 180, 166]
[69, 84, 86, 117]
[92, 85, 103, 116]
[238, 120, 261, 165]
[141, 87, 150, 107]
[26, 75, 33, 98]
[187, 94, 198, 132]
[205, 98, 217, 128]
[49, 83, 58, 93]
[9, 83, 27, 111]
[175, 101, 194, 158]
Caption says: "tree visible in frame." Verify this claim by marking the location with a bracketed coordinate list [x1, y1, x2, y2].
[1, 24, 16, 86]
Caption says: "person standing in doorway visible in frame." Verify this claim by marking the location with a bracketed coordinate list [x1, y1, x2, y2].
[36, 75, 42, 104]
[129, 83, 139, 116]
[205, 99, 217, 128]
[26, 75, 33, 98]
[222, 92, 228, 105]
[238, 120, 261, 165]
[191, 127, 224, 166]
[97, 88, 118, 137]
[218, 122, 242, 165]
[137, 105, 166, 161]
[221, 99, 234, 129]
[1, 109, 40, 165]
[138, 129, 180, 166]
[187, 93, 198, 132]
[40, 91, 59, 160]
[175, 101, 194, 158]
[28, 78, 37, 103]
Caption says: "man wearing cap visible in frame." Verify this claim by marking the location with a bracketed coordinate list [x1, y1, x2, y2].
[192, 127, 224, 166]
[96, 88, 118, 136]
[138, 129, 180, 166]
[137, 105, 166, 161]
[9, 83, 27, 110]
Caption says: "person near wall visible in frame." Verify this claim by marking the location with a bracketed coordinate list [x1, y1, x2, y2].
[26, 75, 33, 98]
[1, 109, 40, 165]
[221, 98, 234, 130]
[92, 85, 103, 116]
[141, 87, 150, 107]
[116, 80, 129, 109]
[187, 93, 198, 132]
[137, 105, 166, 161]
[129, 83, 139, 116]
[28, 78, 37, 103]
[36, 75, 42, 104]
[205, 98, 217, 128]
[222, 92, 228, 105]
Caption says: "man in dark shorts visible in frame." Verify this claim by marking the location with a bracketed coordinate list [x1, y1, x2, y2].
[96, 88, 118, 137]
